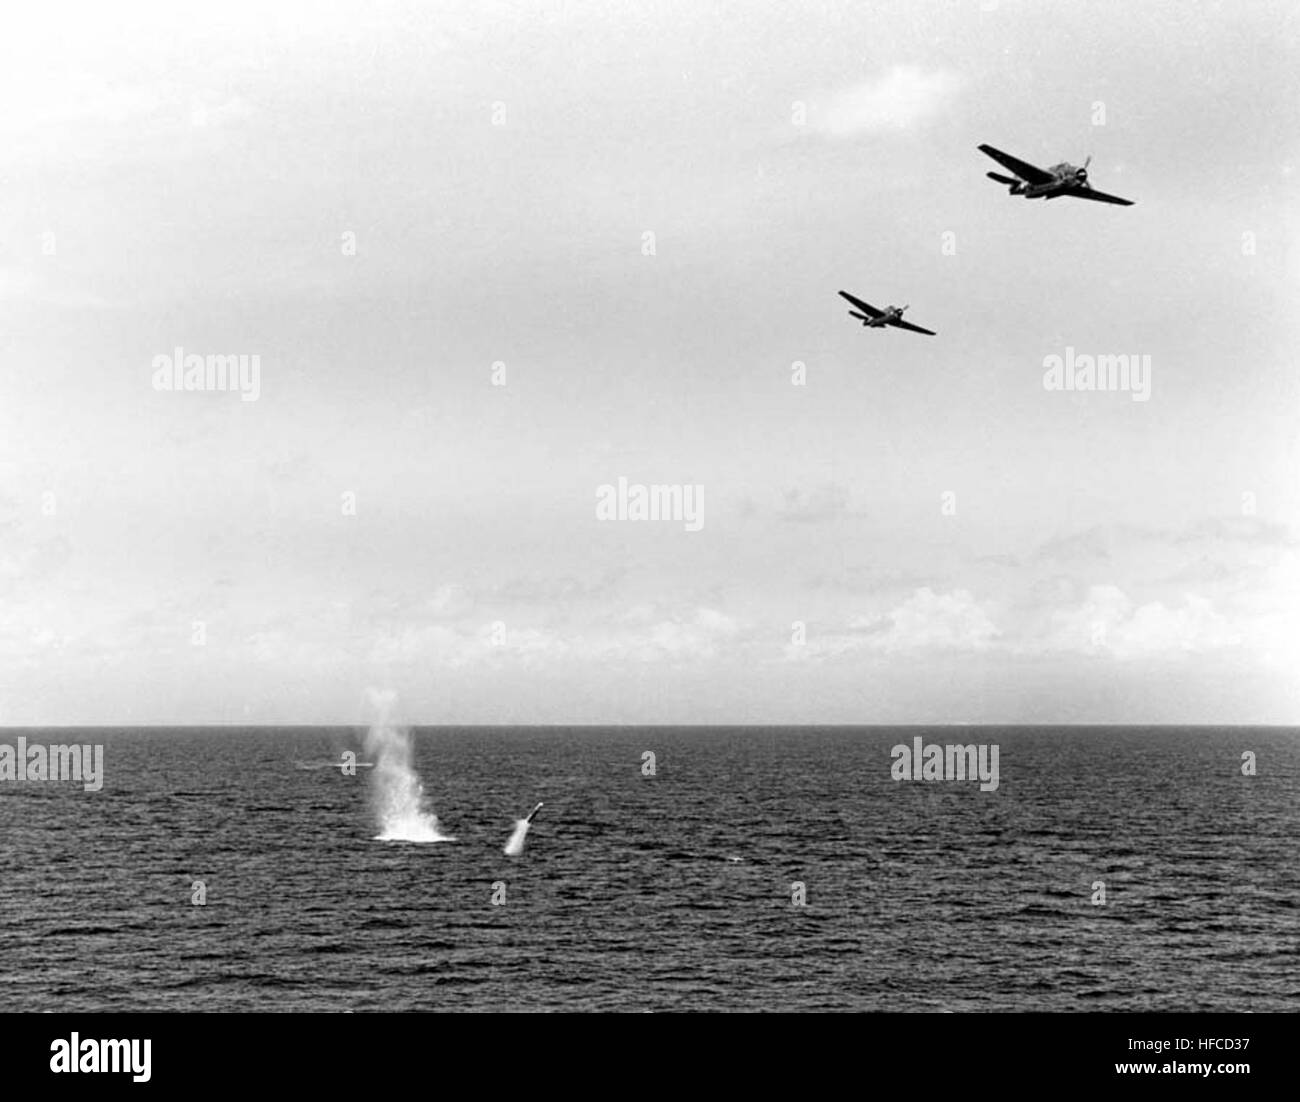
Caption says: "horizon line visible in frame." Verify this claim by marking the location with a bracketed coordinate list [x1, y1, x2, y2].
[0, 723, 1295, 731]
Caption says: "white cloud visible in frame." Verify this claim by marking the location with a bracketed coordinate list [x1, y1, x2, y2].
[586, 606, 741, 663]
[815, 67, 960, 137]
[1232, 550, 1300, 668]
[644, 607, 739, 659]
[1044, 584, 1240, 659]
[787, 588, 998, 659]
[858, 587, 999, 653]
[783, 571, 1263, 664]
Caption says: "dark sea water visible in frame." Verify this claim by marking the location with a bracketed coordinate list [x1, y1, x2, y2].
[1, 726, 1296, 1012]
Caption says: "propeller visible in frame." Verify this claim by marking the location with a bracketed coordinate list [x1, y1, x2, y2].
[1077, 154, 1092, 184]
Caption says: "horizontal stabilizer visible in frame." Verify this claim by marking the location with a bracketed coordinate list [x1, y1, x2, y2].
[987, 171, 1018, 185]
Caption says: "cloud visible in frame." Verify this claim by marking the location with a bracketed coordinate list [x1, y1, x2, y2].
[1043, 584, 1241, 659]
[1008, 519, 1299, 663]
[784, 549, 1288, 664]
[814, 67, 960, 137]
[364, 595, 742, 669]
[1032, 518, 1297, 571]
[586, 606, 741, 663]
[787, 588, 999, 659]
[856, 587, 999, 653]
[647, 607, 739, 659]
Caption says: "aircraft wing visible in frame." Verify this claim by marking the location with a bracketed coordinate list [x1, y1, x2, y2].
[1065, 186, 1134, 206]
[887, 318, 936, 336]
[837, 290, 884, 317]
[977, 144, 1054, 186]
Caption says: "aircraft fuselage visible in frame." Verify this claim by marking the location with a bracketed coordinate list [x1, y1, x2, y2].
[861, 306, 905, 326]
[1015, 165, 1087, 199]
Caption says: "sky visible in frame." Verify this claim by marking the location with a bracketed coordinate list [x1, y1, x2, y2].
[1, 0, 1297, 725]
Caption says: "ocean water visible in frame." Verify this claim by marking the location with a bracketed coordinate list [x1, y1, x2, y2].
[0, 726, 1296, 1012]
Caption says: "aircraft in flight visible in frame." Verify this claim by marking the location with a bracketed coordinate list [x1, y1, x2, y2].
[978, 144, 1135, 206]
[837, 290, 936, 336]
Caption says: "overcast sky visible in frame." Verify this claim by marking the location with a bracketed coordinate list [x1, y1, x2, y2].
[2, 0, 1297, 725]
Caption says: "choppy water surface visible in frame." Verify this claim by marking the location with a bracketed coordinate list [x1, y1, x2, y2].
[1, 726, 1295, 1011]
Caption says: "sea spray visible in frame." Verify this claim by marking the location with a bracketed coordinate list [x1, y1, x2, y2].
[504, 802, 543, 857]
[504, 819, 531, 856]
[363, 691, 453, 843]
